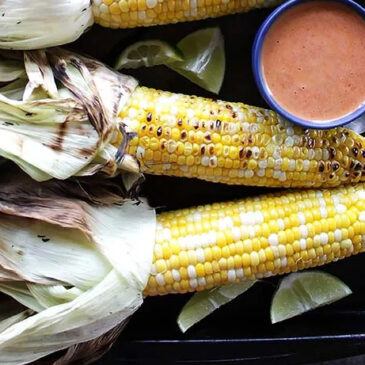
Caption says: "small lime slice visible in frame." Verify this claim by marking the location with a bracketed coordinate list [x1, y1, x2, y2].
[168, 27, 226, 94]
[270, 271, 352, 324]
[177, 281, 255, 333]
[114, 40, 183, 69]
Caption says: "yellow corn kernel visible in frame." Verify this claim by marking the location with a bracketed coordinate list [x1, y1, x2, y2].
[155, 259, 167, 273]
[204, 262, 214, 275]
[196, 263, 205, 277]
[180, 280, 189, 291]
[179, 252, 189, 267]
[119, 87, 365, 190]
[144, 184, 365, 296]
[169, 255, 180, 269]
[164, 271, 174, 285]
[219, 258, 227, 270]
[242, 253, 250, 267]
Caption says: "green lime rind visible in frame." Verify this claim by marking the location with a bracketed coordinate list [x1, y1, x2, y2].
[177, 280, 255, 333]
[114, 40, 184, 69]
[115, 28, 226, 93]
[270, 271, 352, 324]
[168, 27, 225, 94]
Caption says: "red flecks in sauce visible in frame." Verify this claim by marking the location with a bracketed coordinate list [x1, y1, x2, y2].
[261, 1, 365, 122]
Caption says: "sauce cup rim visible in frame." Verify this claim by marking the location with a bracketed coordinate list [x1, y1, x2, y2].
[252, 0, 365, 130]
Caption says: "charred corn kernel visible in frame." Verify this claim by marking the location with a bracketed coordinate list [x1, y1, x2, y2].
[144, 184, 365, 295]
[120, 87, 365, 188]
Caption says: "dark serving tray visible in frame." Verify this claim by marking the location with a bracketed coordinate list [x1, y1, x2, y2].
[67, 3, 365, 364]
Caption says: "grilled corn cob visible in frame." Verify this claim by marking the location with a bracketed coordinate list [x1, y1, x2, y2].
[145, 183, 365, 295]
[121, 87, 365, 188]
[1, 48, 364, 188]
[92, 0, 280, 29]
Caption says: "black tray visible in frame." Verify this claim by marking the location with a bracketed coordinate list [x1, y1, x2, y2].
[68, 4, 365, 364]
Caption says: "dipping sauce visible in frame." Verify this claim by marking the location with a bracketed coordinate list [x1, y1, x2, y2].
[261, 1, 365, 122]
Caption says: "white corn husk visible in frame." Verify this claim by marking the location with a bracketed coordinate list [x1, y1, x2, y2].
[0, 172, 156, 364]
[346, 115, 365, 135]
[0, 48, 139, 182]
[0, 0, 93, 50]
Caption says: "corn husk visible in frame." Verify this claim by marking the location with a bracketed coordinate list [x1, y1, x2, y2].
[346, 115, 365, 135]
[0, 168, 156, 365]
[0, 0, 93, 50]
[0, 49, 139, 182]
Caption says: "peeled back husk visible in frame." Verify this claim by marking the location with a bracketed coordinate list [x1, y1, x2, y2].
[0, 168, 156, 364]
[0, 0, 93, 50]
[0, 48, 139, 182]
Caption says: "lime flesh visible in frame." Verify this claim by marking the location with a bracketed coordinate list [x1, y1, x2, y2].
[114, 28, 225, 93]
[178, 281, 255, 333]
[114, 40, 183, 69]
[270, 271, 352, 324]
[169, 27, 226, 94]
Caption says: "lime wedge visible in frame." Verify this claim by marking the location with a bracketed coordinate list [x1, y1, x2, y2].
[177, 281, 255, 333]
[168, 28, 226, 94]
[270, 271, 352, 324]
[114, 40, 183, 69]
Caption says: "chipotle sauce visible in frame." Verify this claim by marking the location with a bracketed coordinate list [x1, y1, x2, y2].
[261, 1, 365, 122]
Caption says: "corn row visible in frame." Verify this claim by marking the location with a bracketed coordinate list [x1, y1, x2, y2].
[144, 183, 365, 295]
[120, 87, 365, 188]
[92, 0, 280, 29]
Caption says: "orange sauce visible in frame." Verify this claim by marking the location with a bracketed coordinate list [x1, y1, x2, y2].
[261, 1, 365, 122]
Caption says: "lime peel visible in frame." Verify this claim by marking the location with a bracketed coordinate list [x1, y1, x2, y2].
[168, 27, 225, 94]
[115, 28, 226, 94]
[270, 271, 352, 324]
[114, 40, 183, 69]
[177, 280, 255, 333]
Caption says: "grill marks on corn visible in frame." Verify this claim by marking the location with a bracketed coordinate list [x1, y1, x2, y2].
[144, 184, 365, 295]
[92, 0, 276, 29]
[120, 87, 365, 188]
